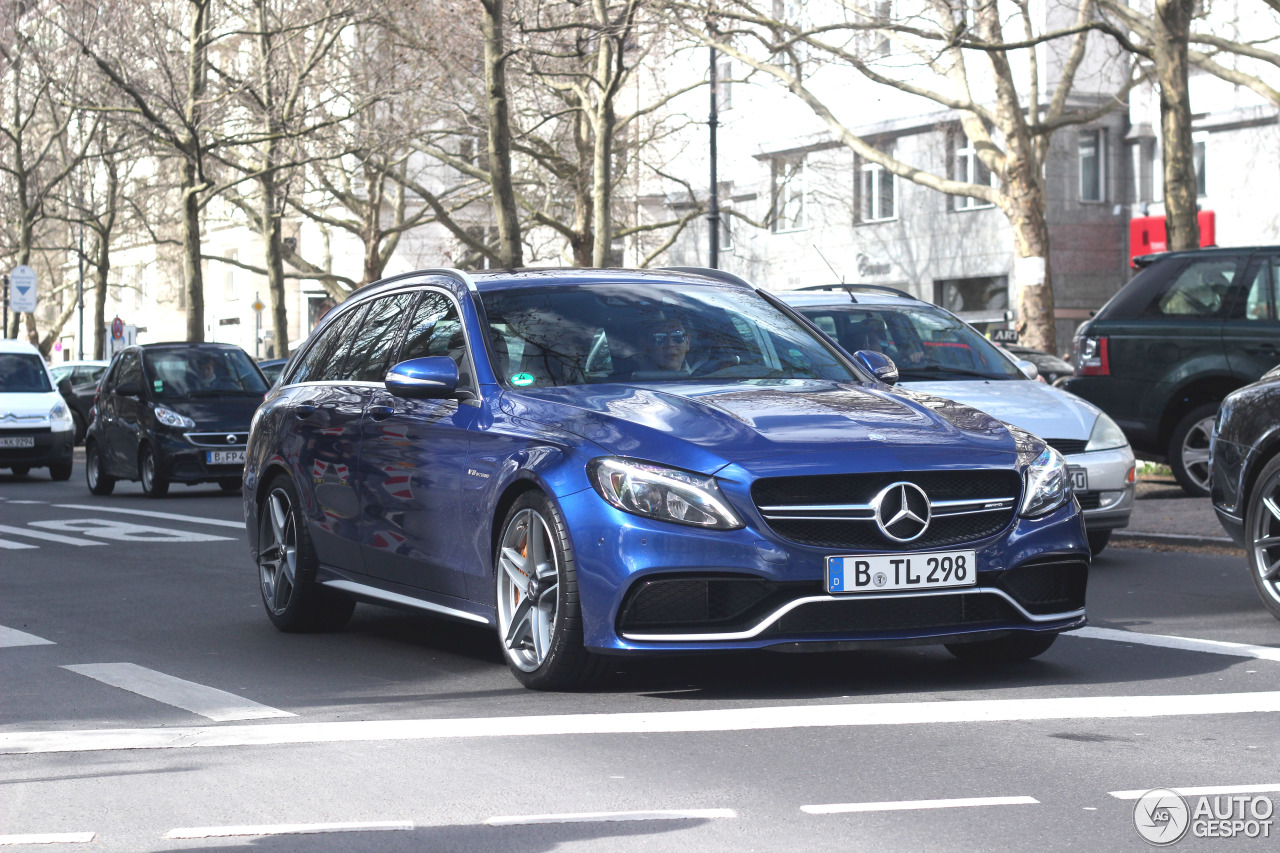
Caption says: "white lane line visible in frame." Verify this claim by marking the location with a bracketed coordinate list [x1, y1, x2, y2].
[0, 833, 95, 846]
[61, 663, 294, 722]
[5, 500, 47, 505]
[1070, 626, 1280, 663]
[52, 504, 244, 529]
[1110, 783, 1280, 800]
[0, 524, 105, 546]
[485, 809, 736, 826]
[166, 822, 413, 839]
[5, 690, 1280, 755]
[0, 626, 55, 648]
[802, 796, 1038, 815]
[0, 538, 37, 550]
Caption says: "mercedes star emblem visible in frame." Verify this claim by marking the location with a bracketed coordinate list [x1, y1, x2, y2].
[871, 481, 932, 542]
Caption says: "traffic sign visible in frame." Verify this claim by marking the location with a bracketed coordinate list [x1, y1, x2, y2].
[990, 328, 1019, 344]
[111, 316, 124, 340]
[252, 299, 265, 313]
[9, 265, 37, 312]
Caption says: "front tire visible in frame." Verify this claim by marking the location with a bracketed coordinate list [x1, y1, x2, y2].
[1244, 454, 1280, 622]
[139, 444, 169, 498]
[1169, 402, 1218, 497]
[257, 474, 355, 632]
[49, 457, 73, 481]
[494, 492, 606, 690]
[85, 441, 115, 495]
[218, 477, 241, 494]
[1087, 529, 1112, 555]
[946, 632, 1058, 662]
[10, 465, 30, 477]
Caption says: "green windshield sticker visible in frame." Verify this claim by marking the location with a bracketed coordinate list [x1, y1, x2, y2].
[510, 373, 535, 387]
[153, 380, 163, 393]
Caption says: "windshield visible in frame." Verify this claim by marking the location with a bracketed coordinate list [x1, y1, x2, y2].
[0, 353, 53, 393]
[143, 349, 268, 399]
[482, 283, 858, 388]
[797, 304, 1023, 381]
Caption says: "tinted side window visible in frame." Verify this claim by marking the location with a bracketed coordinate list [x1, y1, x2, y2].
[397, 292, 471, 385]
[1146, 258, 1243, 318]
[288, 305, 364, 384]
[116, 352, 143, 392]
[336, 293, 418, 382]
[1227, 257, 1276, 321]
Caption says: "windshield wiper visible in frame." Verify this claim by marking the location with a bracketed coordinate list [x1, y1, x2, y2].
[898, 366, 1008, 380]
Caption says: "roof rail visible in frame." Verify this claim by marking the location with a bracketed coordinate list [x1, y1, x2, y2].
[659, 266, 755, 289]
[797, 283, 915, 300]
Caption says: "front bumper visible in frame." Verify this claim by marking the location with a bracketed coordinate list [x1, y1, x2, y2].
[0, 427, 74, 470]
[154, 432, 246, 484]
[1064, 445, 1136, 532]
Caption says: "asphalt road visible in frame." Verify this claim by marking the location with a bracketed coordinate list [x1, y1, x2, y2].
[2, 469, 1279, 852]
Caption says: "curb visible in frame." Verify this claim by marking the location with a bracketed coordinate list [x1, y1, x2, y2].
[1112, 530, 1238, 549]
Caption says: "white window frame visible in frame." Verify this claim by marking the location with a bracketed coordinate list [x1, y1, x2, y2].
[859, 160, 897, 223]
[953, 141, 995, 211]
[1193, 131, 1207, 197]
[770, 156, 806, 232]
[1078, 128, 1106, 203]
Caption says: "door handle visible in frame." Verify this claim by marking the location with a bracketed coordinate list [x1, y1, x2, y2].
[368, 400, 395, 421]
[295, 402, 317, 418]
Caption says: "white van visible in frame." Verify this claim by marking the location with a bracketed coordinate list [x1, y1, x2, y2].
[0, 339, 75, 479]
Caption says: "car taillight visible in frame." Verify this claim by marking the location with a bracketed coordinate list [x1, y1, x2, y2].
[1077, 335, 1110, 376]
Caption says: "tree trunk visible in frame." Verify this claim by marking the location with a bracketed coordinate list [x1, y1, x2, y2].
[481, 0, 523, 268]
[1154, 0, 1199, 251]
[1005, 167, 1056, 355]
[259, 173, 290, 358]
[181, 176, 206, 341]
[590, 19, 616, 268]
[92, 233, 110, 360]
[182, 0, 210, 341]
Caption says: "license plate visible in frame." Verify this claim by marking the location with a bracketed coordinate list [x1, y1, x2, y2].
[826, 550, 977, 594]
[0, 436, 35, 448]
[1069, 467, 1088, 491]
[207, 449, 246, 465]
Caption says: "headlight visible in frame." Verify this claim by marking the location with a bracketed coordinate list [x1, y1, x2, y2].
[49, 401, 74, 433]
[1020, 446, 1069, 517]
[154, 406, 196, 429]
[588, 457, 743, 529]
[1084, 412, 1127, 452]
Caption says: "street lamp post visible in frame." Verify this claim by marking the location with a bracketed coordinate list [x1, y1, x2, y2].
[708, 46, 720, 270]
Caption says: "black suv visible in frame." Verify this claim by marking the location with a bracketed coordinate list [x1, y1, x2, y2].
[85, 343, 268, 497]
[1065, 246, 1280, 496]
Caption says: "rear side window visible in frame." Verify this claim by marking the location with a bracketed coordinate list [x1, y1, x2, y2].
[334, 293, 418, 382]
[288, 305, 365, 384]
[1146, 258, 1242, 318]
[1227, 257, 1276, 321]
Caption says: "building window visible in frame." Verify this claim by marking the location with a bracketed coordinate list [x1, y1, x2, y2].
[953, 138, 994, 210]
[1079, 129, 1105, 203]
[1193, 133, 1207, 197]
[718, 213, 733, 251]
[863, 0, 892, 58]
[770, 156, 805, 232]
[858, 157, 896, 223]
[224, 250, 239, 301]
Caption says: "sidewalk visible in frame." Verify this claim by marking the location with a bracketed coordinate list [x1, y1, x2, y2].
[1113, 476, 1237, 549]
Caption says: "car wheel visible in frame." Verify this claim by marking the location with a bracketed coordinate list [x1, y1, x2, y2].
[1169, 402, 1218, 497]
[257, 475, 355, 632]
[1244, 454, 1280, 622]
[494, 492, 608, 690]
[138, 444, 170, 498]
[10, 465, 30, 477]
[85, 441, 115, 495]
[72, 410, 87, 445]
[1087, 530, 1112, 555]
[49, 457, 73, 482]
[946, 632, 1058, 662]
[218, 477, 241, 493]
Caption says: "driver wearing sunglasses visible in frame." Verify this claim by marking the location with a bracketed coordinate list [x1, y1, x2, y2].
[643, 317, 691, 373]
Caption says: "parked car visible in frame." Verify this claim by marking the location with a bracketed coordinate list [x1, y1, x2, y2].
[49, 359, 109, 443]
[1000, 344, 1074, 386]
[245, 267, 1090, 690]
[257, 357, 288, 386]
[0, 339, 75, 480]
[1210, 365, 1280, 620]
[85, 343, 268, 497]
[1065, 245, 1280, 497]
[780, 287, 1135, 555]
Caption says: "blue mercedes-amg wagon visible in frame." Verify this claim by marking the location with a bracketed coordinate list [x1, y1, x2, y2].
[243, 267, 1088, 689]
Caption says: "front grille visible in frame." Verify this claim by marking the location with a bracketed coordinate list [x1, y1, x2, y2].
[764, 593, 1021, 637]
[1076, 492, 1101, 510]
[752, 470, 1021, 551]
[617, 576, 817, 634]
[0, 426, 52, 436]
[1045, 438, 1088, 455]
[991, 558, 1088, 615]
[186, 432, 249, 447]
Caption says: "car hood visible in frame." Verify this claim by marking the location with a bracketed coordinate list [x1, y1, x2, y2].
[157, 396, 263, 431]
[901, 379, 1100, 442]
[0, 391, 62, 426]
[500, 379, 1021, 477]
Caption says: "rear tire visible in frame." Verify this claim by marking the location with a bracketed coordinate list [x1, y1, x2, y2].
[85, 441, 115, 495]
[946, 632, 1058, 662]
[139, 444, 169, 498]
[1087, 529, 1112, 555]
[218, 477, 241, 494]
[1169, 402, 1218, 498]
[257, 474, 355, 632]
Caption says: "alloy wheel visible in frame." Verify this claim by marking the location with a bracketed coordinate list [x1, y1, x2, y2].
[259, 488, 298, 616]
[1178, 416, 1215, 493]
[496, 507, 560, 672]
[1249, 472, 1280, 611]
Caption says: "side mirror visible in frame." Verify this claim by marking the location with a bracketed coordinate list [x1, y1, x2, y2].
[57, 378, 74, 398]
[1015, 359, 1039, 380]
[385, 356, 459, 399]
[115, 381, 143, 398]
[854, 350, 899, 385]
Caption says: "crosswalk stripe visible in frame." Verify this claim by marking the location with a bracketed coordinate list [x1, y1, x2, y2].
[4, 690, 1280, 755]
[53, 504, 244, 529]
[0, 524, 105, 546]
[0, 626, 55, 648]
[802, 796, 1038, 814]
[1070, 626, 1280, 662]
[61, 663, 294, 722]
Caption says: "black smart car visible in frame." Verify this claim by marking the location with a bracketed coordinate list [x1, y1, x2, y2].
[85, 343, 268, 497]
[1065, 246, 1280, 496]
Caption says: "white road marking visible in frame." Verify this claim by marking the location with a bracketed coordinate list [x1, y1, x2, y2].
[1070, 626, 1280, 663]
[0, 538, 36, 550]
[166, 822, 413, 839]
[61, 663, 294, 722]
[485, 809, 736, 826]
[1110, 783, 1280, 800]
[6, 500, 47, 505]
[0, 833, 95, 846]
[31, 519, 232, 543]
[802, 796, 1038, 814]
[0, 626, 55, 648]
[53, 504, 243, 529]
[0, 524, 105, 546]
[5, 690, 1280, 755]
